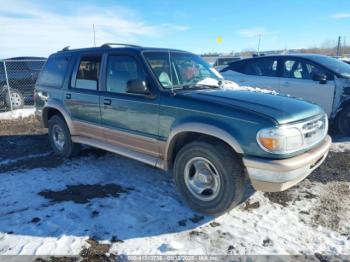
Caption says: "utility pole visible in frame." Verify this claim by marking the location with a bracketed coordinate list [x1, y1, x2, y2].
[257, 34, 261, 55]
[336, 36, 341, 56]
[93, 24, 96, 47]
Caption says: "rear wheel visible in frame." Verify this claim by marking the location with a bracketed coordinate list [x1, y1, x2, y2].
[48, 115, 81, 158]
[337, 106, 350, 136]
[5, 89, 24, 110]
[173, 141, 245, 215]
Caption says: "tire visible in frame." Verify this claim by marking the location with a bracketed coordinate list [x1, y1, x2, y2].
[337, 106, 350, 136]
[48, 115, 81, 158]
[5, 89, 24, 110]
[173, 141, 245, 215]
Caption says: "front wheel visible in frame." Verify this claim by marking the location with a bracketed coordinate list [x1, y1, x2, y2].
[173, 141, 245, 215]
[337, 106, 350, 136]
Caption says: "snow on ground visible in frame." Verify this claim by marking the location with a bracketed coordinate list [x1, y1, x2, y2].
[0, 108, 35, 120]
[331, 136, 350, 152]
[0, 135, 349, 258]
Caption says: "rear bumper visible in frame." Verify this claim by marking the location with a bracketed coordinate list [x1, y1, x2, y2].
[35, 109, 44, 126]
[243, 135, 332, 192]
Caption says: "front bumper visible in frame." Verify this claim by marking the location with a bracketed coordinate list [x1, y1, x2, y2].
[243, 135, 332, 192]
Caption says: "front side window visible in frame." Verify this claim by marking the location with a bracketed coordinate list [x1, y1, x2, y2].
[144, 52, 222, 90]
[106, 55, 145, 94]
[73, 55, 101, 90]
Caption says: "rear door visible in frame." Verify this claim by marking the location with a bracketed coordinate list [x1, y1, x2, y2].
[279, 57, 335, 116]
[99, 52, 160, 157]
[64, 53, 103, 140]
[221, 57, 280, 92]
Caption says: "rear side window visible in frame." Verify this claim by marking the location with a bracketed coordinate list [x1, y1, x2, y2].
[221, 61, 246, 73]
[73, 55, 101, 90]
[37, 56, 69, 87]
[244, 58, 278, 77]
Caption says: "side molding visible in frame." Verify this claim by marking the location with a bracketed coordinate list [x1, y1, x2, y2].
[162, 122, 244, 170]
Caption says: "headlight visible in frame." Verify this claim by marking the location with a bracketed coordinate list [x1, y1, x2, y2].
[257, 126, 303, 154]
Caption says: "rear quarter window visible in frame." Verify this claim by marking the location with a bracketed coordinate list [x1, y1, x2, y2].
[37, 56, 69, 87]
[221, 61, 245, 73]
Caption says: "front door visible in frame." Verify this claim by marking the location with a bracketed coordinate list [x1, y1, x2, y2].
[64, 53, 103, 140]
[100, 53, 160, 157]
[279, 58, 335, 116]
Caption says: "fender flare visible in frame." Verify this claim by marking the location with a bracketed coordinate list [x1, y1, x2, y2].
[164, 122, 244, 169]
[42, 100, 76, 135]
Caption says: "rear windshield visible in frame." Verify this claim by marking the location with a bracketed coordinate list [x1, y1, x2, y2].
[37, 56, 69, 87]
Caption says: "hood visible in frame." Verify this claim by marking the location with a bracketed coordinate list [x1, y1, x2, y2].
[178, 89, 324, 124]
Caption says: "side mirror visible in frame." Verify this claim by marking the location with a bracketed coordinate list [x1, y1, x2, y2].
[312, 71, 327, 84]
[126, 79, 150, 95]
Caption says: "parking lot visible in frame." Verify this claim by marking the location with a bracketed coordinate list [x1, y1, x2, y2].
[0, 115, 349, 259]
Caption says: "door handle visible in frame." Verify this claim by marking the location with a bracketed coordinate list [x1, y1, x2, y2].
[103, 99, 112, 106]
[239, 79, 246, 83]
[282, 82, 290, 87]
[66, 93, 71, 99]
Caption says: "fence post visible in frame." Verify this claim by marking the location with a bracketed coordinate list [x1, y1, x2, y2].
[3, 60, 13, 112]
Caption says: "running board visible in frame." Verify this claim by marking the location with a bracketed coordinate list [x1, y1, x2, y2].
[72, 136, 166, 170]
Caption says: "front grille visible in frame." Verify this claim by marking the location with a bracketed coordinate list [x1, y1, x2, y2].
[301, 114, 327, 147]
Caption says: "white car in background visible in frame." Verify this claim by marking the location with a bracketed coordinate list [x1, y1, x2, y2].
[220, 54, 350, 136]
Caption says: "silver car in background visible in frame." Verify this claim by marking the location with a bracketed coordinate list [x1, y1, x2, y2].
[220, 54, 350, 135]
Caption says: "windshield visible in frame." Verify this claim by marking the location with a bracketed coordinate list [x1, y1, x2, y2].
[311, 55, 350, 77]
[143, 51, 223, 90]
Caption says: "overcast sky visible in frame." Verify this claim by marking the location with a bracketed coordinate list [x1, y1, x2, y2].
[1, 0, 350, 58]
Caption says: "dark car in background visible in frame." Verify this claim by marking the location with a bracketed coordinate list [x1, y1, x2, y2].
[0, 57, 46, 110]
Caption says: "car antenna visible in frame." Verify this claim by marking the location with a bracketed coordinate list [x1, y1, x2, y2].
[168, 50, 175, 95]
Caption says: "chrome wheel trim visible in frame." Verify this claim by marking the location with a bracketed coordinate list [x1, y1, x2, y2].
[10, 92, 22, 108]
[52, 124, 65, 151]
[184, 157, 221, 202]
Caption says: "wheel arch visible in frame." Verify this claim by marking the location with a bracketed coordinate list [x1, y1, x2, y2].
[338, 98, 350, 112]
[163, 122, 244, 170]
[42, 101, 75, 135]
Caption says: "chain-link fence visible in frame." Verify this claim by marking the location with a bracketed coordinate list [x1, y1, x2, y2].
[0, 59, 47, 111]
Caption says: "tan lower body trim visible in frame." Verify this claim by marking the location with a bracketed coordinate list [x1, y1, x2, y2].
[73, 120, 161, 156]
[72, 136, 165, 168]
[71, 120, 168, 170]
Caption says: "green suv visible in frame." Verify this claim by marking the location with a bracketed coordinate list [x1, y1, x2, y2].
[35, 44, 331, 215]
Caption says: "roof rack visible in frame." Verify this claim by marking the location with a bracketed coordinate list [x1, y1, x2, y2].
[100, 43, 141, 48]
[61, 46, 70, 51]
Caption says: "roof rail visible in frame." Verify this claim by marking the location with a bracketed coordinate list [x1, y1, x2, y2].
[61, 46, 70, 51]
[101, 43, 141, 48]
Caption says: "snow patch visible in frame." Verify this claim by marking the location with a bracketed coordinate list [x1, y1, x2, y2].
[222, 80, 279, 95]
[331, 136, 350, 152]
[0, 108, 35, 120]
